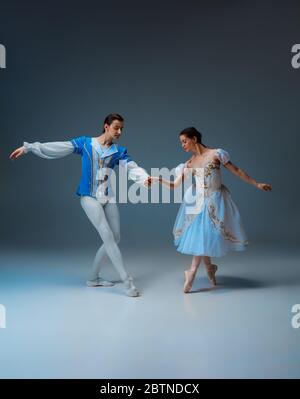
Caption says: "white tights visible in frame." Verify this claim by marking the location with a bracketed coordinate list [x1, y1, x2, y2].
[80, 196, 128, 282]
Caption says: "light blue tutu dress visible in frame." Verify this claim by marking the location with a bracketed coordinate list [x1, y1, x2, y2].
[173, 149, 248, 257]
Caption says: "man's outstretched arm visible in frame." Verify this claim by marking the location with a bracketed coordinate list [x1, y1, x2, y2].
[118, 148, 150, 187]
[9, 136, 87, 160]
[10, 141, 74, 160]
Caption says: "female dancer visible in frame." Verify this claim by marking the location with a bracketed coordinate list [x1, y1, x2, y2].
[152, 127, 272, 293]
[9, 113, 150, 297]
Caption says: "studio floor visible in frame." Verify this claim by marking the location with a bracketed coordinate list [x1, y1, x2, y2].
[0, 244, 299, 378]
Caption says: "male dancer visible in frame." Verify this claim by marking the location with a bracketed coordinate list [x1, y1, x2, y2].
[10, 113, 151, 297]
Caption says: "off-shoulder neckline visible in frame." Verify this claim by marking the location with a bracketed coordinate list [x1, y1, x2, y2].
[186, 148, 222, 169]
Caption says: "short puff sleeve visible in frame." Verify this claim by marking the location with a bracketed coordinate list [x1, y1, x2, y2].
[216, 149, 230, 165]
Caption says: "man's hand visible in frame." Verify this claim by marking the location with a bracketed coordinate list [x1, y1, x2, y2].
[9, 146, 26, 160]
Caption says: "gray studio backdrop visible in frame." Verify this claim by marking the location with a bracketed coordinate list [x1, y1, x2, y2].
[1, 0, 299, 251]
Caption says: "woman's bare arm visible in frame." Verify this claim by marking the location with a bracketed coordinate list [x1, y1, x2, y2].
[224, 161, 272, 191]
[158, 173, 185, 189]
[150, 166, 190, 189]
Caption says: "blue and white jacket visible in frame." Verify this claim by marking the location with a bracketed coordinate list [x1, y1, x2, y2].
[23, 136, 149, 199]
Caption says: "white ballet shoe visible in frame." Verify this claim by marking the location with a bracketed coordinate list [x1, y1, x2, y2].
[123, 276, 140, 297]
[86, 278, 115, 287]
[206, 264, 218, 286]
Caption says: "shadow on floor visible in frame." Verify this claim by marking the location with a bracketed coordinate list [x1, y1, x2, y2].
[188, 275, 267, 294]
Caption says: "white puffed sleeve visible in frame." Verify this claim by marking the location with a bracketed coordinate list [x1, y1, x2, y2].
[23, 141, 74, 159]
[216, 149, 230, 165]
[126, 160, 149, 187]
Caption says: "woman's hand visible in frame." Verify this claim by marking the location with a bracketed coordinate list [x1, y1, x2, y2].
[9, 146, 26, 160]
[256, 182, 272, 191]
[149, 176, 160, 184]
[144, 176, 160, 187]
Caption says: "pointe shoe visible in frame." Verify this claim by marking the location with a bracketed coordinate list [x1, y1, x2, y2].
[86, 278, 115, 287]
[206, 264, 218, 286]
[183, 269, 197, 293]
[123, 276, 140, 297]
